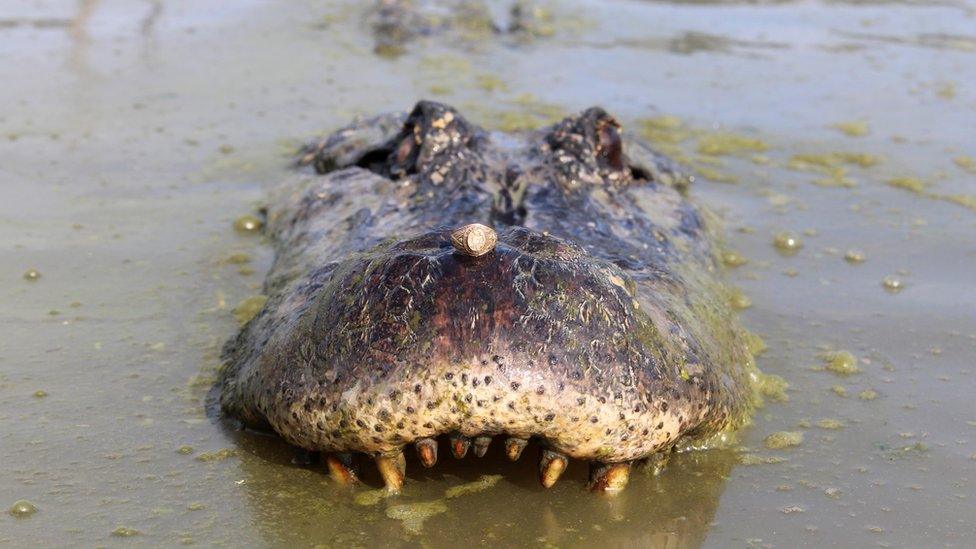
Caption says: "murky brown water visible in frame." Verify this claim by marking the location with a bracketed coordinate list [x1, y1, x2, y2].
[2, 0, 975, 546]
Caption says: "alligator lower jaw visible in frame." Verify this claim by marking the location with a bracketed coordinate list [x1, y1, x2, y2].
[288, 401, 735, 494]
[247, 345, 720, 495]
[321, 434, 644, 494]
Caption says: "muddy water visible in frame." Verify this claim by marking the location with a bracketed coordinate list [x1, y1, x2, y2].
[2, 0, 975, 546]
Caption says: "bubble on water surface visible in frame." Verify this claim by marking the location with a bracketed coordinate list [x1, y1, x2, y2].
[9, 500, 38, 518]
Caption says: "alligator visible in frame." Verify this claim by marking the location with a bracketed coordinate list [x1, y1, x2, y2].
[368, 0, 554, 56]
[216, 100, 763, 493]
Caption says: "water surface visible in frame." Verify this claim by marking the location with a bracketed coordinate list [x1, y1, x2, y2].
[1, 0, 975, 546]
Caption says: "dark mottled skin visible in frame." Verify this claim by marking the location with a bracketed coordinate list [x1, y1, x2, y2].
[369, 0, 549, 56]
[218, 101, 760, 465]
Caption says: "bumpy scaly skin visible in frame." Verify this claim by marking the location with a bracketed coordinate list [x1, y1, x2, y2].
[368, 0, 550, 56]
[219, 101, 760, 489]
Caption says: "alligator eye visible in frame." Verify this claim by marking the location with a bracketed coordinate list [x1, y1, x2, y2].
[390, 132, 419, 177]
[596, 117, 624, 172]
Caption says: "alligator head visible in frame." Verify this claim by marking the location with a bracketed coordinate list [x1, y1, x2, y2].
[217, 101, 761, 493]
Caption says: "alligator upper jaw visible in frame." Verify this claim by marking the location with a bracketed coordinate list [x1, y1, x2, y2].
[222, 225, 716, 493]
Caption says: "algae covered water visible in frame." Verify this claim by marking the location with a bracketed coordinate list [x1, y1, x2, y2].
[2, 0, 975, 546]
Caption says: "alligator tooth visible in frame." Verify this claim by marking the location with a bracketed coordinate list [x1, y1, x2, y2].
[644, 451, 671, 476]
[415, 438, 438, 468]
[449, 434, 470, 459]
[588, 462, 631, 493]
[538, 449, 568, 488]
[324, 453, 358, 485]
[375, 450, 406, 493]
[504, 437, 528, 461]
[473, 436, 492, 457]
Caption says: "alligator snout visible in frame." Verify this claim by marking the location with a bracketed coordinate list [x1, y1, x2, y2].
[225, 225, 663, 489]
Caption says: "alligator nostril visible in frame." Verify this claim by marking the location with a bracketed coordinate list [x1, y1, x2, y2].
[450, 223, 498, 257]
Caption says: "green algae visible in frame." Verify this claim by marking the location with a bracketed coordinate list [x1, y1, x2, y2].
[831, 120, 870, 137]
[720, 250, 748, 268]
[816, 418, 845, 430]
[186, 373, 216, 390]
[233, 295, 268, 325]
[510, 4, 564, 38]
[786, 151, 881, 188]
[812, 173, 857, 188]
[444, 474, 503, 499]
[451, 392, 472, 418]
[844, 249, 866, 264]
[944, 194, 976, 211]
[353, 489, 391, 507]
[953, 156, 976, 174]
[878, 173, 976, 214]
[835, 152, 880, 167]
[788, 152, 879, 171]
[474, 74, 507, 92]
[764, 431, 804, 449]
[451, 7, 495, 40]
[225, 253, 252, 265]
[634, 117, 779, 190]
[822, 350, 860, 375]
[886, 176, 927, 193]
[419, 54, 471, 73]
[194, 448, 236, 462]
[427, 84, 452, 95]
[111, 527, 140, 537]
[678, 267, 768, 429]
[695, 166, 739, 184]
[936, 81, 957, 99]
[486, 109, 557, 132]
[386, 500, 448, 535]
[858, 389, 879, 401]
[636, 115, 692, 146]
[883, 442, 929, 460]
[697, 133, 769, 156]
[629, 252, 766, 440]
[787, 151, 880, 188]
[727, 287, 752, 310]
[743, 331, 767, 356]
[469, 94, 567, 133]
[639, 114, 684, 133]
[756, 373, 789, 403]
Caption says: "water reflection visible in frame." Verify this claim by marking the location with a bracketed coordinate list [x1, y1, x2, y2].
[67, 0, 97, 72]
[227, 422, 739, 546]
